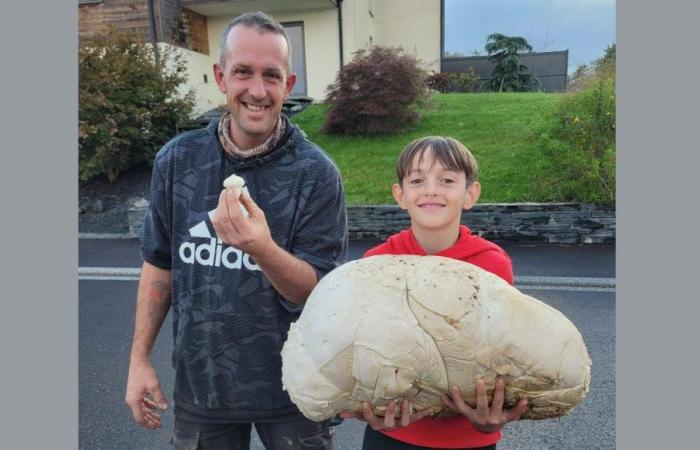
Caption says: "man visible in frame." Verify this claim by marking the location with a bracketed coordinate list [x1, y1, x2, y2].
[124, 11, 348, 450]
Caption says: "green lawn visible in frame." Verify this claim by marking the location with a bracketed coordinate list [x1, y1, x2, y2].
[291, 93, 561, 205]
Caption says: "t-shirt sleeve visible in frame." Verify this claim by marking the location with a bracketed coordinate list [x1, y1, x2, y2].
[469, 249, 514, 285]
[140, 160, 172, 269]
[289, 164, 348, 282]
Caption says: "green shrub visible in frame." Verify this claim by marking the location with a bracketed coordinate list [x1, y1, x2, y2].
[322, 46, 430, 135]
[567, 43, 615, 93]
[425, 72, 450, 92]
[537, 73, 616, 202]
[79, 29, 194, 182]
[426, 68, 480, 93]
[447, 68, 480, 92]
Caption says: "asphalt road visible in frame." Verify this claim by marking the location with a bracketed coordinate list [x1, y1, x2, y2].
[79, 239, 615, 449]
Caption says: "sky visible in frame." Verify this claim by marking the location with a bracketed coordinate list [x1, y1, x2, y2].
[444, 0, 616, 74]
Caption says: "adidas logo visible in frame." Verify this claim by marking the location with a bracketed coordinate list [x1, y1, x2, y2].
[178, 209, 260, 271]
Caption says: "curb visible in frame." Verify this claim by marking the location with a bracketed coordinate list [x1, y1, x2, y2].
[78, 266, 616, 290]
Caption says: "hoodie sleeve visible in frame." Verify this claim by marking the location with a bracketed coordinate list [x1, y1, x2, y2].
[468, 249, 514, 285]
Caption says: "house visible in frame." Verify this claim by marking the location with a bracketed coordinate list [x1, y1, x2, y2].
[79, 0, 442, 115]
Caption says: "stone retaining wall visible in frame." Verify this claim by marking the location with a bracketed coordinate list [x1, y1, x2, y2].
[349, 204, 615, 244]
[128, 201, 615, 244]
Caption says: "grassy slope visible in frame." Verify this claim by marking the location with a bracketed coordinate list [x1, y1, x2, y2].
[291, 93, 560, 205]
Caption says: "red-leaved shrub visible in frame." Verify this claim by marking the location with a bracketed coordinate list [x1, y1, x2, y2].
[322, 46, 429, 135]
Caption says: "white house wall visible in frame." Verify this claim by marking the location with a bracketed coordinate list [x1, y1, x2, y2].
[372, 0, 441, 72]
[342, 0, 373, 60]
[160, 43, 222, 116]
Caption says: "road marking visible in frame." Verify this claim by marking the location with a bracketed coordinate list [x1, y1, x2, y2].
[79, 233, 135, 239]
[78, 267, 615, 290]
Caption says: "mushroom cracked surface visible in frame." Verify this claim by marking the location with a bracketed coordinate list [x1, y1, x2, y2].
[281, 255, 591, 422]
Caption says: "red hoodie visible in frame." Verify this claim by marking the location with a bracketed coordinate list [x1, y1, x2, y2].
[363, 225, 513, 449]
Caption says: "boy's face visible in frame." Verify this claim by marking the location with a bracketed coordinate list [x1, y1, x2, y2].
[392, 147, 481, 233]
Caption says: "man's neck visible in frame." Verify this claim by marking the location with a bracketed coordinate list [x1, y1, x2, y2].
[219, 114, 285, 159]
[411, 223, 461, 255]
[229, 125, 273, 151]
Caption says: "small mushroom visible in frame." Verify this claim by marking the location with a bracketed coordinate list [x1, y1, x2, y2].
[223, 174, 245, 199]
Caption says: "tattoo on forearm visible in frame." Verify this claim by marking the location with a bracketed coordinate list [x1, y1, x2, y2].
[147, 280, 171, 324]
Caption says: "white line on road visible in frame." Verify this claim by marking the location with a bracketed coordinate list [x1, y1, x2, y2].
[79, 233, 136, 239]
[78, 267, 615, 290]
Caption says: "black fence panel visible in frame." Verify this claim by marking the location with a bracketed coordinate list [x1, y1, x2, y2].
[441, 50, 568, 92]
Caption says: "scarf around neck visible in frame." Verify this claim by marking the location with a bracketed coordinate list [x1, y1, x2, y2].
[217, 112, 286, 159]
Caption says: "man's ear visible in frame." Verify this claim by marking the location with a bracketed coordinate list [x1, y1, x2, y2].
[284, 72, 297, 99]
[391, 183, 407, 210]
[463, 181, 481, 210]
[213, 62, 227, 94]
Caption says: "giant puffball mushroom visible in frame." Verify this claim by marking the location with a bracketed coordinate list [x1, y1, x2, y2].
[223, 174, 245, 199]
[281, 255, 591, 422]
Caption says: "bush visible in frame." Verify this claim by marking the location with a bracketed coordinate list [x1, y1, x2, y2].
[567, 63, 594, 92]
[322, 46, 430, 135]
[426, 68, 480, 93]
[425, 72, 450, 92]
[537, 73, 616, 202]
[567, 43, 615, 93]
[79, 29, 194, 182]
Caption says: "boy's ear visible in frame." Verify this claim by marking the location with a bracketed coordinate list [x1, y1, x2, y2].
[463, 181, 481, 210]
[391, 183, 407, 210]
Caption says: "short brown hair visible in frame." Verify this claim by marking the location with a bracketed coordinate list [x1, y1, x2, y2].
[396, 136, 478, 186]
[219, 11, 292, 72]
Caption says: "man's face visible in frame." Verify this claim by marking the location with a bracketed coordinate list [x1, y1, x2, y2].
[213, 25, 296, 149]
[392, 147, 480, 234]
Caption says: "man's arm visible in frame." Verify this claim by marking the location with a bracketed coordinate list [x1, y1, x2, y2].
[212, 189, 317, 304]
[124, 261, 172, 429]
[247, 239, 318, 304]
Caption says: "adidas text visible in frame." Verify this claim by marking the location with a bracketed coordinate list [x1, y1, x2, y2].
[178, 238, 261, 271]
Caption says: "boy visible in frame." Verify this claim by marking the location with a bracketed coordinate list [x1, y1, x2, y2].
[341, 136, 527, 449]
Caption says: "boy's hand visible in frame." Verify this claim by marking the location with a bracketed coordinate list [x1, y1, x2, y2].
[441, 379, 528, 433]
[338, 400, 434, 431]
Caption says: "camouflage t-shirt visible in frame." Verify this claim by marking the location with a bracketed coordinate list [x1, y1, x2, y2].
[140, 116, 348, 422]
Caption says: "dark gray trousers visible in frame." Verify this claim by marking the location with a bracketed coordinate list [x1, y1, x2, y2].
[171, 416, 333, 450]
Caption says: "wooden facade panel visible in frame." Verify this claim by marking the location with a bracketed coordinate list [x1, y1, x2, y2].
[182, 8, 209, 54]
[79, 1, 150, 42]
[79, 0, 208, 54]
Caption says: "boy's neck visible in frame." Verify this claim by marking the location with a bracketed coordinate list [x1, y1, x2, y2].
[411, 224, 461, 255]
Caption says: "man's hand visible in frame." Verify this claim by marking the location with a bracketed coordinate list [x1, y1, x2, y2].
[212, 189, 274, 258]
[125, 357, 168, 430]
[441, 379, 527, 434]
[339, 400, 434, 431]
[211, 188, 319, 303]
